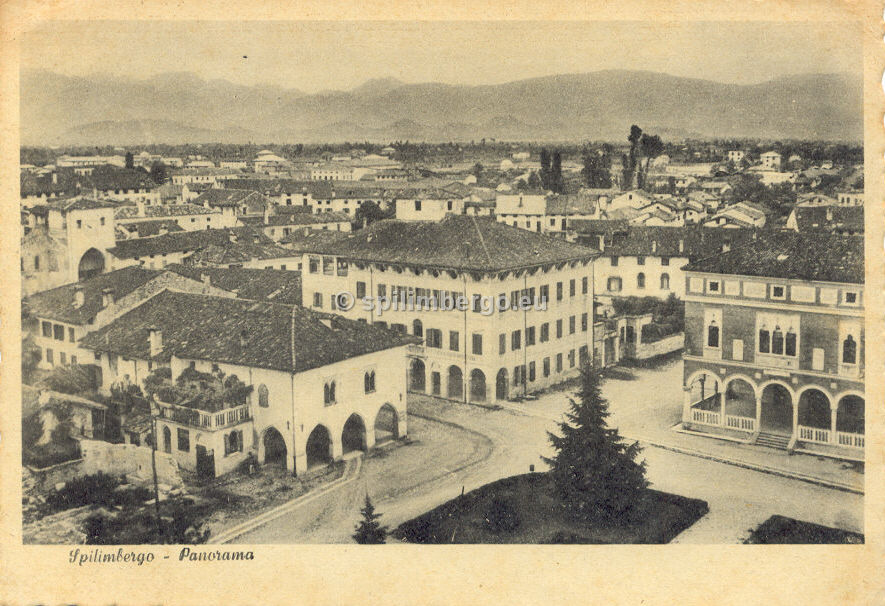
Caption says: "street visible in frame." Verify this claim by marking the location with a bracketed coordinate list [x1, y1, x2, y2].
[235, 359, 863, 544]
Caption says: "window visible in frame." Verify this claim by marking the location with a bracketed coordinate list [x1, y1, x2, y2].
[707, 280, 720, 293]
[512, 330, 521, 350]
[556, 282, 563, 300]
[784, 328, 797, 356]
[76, 219, 82, 228]
[582, 277, 588, 294]
[842, 335, 857, 364]
[759, 327, 770, 353]
[225, 430, 243, 456]
[556, 353, 563, 372]
[324, 381, 337, 405]
[543, 358, 550, 377]
[539, 285, 549, 304]
[540, 323, 549, 342]
[42, 321, 51, 337]
[313, 292, 322, 308]
[607, 277, 622, 292]
[472, 333, 483, 355]
[637, 256, 645, 265]
[581, 313, 588, 332]
[707, 321, 720, 348]
[71, 355, 77, 365]
[364, 371, 376, 393]
[770, 285, 786, 300]
[426, 328, 442, 348]
[660, 273, 670, 290]
[610, 256, 618, 267]
[308, 256, 320, 273]
[569, 316, 576, 334]
[414, 200, 422, 211]
[449, 330, 460, 351]
[258, 384, 269, 407]
[46, 348, 54, 364]
[527, 326, 536, 346]
[53, 324, 65, 341]
[60, 352, 67, 365]
[378, 284, 387, 298]
[498, 333, 507, 354]
[569, 279, 576, 297]
[771, 326, 785, 355]
[661, 257, 670, 266]
[322, 257, 334, 275]
[556, 319, 563, 339]
[843, 291, 859, 306]
[100, 217, 106, 226]
[637, 273, 645, 289]
[177, 428, 190, 452]
[528, 361, 536, 382]
[568, 349, 575, 367]
[413, 319, 423, 338]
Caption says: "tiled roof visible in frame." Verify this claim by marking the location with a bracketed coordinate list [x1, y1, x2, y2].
[115, 203, 219, 219]
[45, 196, 121, 212]
[572, 223, 759, 260]
[279, 229, 352, 249]
[20, 170, 80, 197]
[116, 219, 185, 239]
[239, 212, 351, 227]
[545, 193, 602, 215]
[86, 166, 158, 191]
[182, 240, 296, 265]
[790, 206, 864, 234]
[24, 266, 163, 324]
[191, 189, 270, 209]
[682, 232, 863, 284]
[164, 264, 302, 306]
[108, 227, 274, 259]
[289, 215, 598, 271]
[79, 290, 417, 373]
[221, 178, 334, 198]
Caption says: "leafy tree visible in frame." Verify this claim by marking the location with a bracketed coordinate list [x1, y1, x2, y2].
[543, 363, 648, 522]
[124, 151, 134, 169]
[22, 413, 44, 451]
[354, 200, 392, 228]
[21, 334, 41, 384]
[581, 146, 612, 189]
[353, 494, 388, 544]
[472, 162, 484, 180]
[149, 162, 168, 184]
[526, 171, 542, 190]
[638, 133, 664, 189]
[40, 363, 98, 396]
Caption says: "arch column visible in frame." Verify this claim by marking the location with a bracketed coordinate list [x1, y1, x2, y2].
[397, 409, 408, 438]
[754, 394, 762, 430]
[331, 434, 343, 459]
[829, 401, 839, 445]
[364, 425, 377, 450]
[682, 385, 692, 423]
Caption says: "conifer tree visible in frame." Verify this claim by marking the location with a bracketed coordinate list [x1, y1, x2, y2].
[353, 494, 388, 544]
[543, 362, 648, 521]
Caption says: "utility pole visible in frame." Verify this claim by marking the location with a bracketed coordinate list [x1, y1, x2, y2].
[148, 396, 163, 541]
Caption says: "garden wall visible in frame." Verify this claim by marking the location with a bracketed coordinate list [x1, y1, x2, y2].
[636, 333, 684, 360]
[80, 440, 182, 486]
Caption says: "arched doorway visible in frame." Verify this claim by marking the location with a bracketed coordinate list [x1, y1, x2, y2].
[262, 427, 287, 467]
[836, 395, 864, 436]
[342, 414, 367, 454]
[78, 248, 105, 281]
[410, 358, 426, 392]
[469, 369, 486, 403]
[447, 365, 463, 400]
[495, 368, 509, 401]
[305, 425, 332, 468]
[162, 425, 172, 453]
[374, 404, 399, 444]
[724, 378, 756, 420]
[760, 383, 793, 435]
[798, 389, 831, 430]
[686, 370, 721, 424]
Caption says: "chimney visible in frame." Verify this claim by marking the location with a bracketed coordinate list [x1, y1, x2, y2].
[239, 329, 248, 348]
[597, 235, 605, 251]
[74, 286, 85, 307]
[100, 288, 115, 308]
[722, 243, 731, 253]
[136, 199, 145, 217]
[826, 207, 833, 221]
[651, 240, 657, 253]
[52, 172, 58, 184]
[303, 227, 310, 236]
[148, 327, 163, 358]
[263, 205, 271, 223]
[678, 239, 684, 253]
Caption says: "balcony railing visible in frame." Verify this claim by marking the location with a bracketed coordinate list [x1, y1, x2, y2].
[725, 415, 756, 431]
[836, 431, 864, 449]
[798, 425, 831, 444]
[156, 402, 251, 430]
[691, 409, 720, 426]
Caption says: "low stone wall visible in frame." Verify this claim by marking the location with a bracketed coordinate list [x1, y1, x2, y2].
[80, 440, 182, 486]
[25, 459, 84, 493]
[636, 333, 684, 360]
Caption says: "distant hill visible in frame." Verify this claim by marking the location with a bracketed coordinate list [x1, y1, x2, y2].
[20, 69, 863, 145]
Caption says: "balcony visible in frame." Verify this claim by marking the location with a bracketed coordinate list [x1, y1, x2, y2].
[156, 401, 251, 430]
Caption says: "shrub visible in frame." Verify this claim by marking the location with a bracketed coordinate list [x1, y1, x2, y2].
[39, 364, 98, 395]
[483, 497, 520, 533]
[24, 437, 81, 469]
[46, 472, 121, 511]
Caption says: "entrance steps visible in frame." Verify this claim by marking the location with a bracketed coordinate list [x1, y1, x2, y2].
[755, 432, 791, 450]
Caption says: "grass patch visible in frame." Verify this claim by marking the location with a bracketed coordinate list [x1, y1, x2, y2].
[744, 515, 863, 544]
[393, 473, 708, 544]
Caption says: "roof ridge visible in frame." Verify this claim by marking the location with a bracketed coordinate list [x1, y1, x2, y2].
[469, 215, 493, 265]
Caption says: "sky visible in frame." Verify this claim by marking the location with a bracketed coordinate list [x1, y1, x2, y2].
[21, 20, 862, 92]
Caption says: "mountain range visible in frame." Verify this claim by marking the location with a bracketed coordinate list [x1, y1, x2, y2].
[20, 70, 863, 145]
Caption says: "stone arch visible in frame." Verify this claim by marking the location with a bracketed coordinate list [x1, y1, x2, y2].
[797, 388, 831, 429]
[759, 381, 794, 435]
[306, 424, 333, 468]
[342, 413, 368, 453]
[447, 365, 463, 400]
[409, 358, 426, 392]
[723, 376, 756, 419]
[495, 368, 509, 401]
[374, 403, 399, 443]
[835, 393, 864, 435]
[78, 248, 105, 281]
[469, 369, 487, 403]
[686, 369, 721, 402]
[262, 426, 287, 467]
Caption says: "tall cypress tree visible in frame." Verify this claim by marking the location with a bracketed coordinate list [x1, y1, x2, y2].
[551, 151, 564, 193]
[543, 363, 648, 522]
[353, 494, 388, 544]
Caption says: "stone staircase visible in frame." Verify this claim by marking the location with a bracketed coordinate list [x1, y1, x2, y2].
[755, 432, 791, 450]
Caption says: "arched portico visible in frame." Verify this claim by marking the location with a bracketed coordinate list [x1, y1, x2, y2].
[759, 382, 794, 435]
[261, 426, 287, 467]
[495, 368, 509, 401]
[469, 369, 486, 403]
[374, 403, 400, 444]
[447, 365, 463, 400]
[409, 358, 426, 393]
[684, 369, 722, 425]
[342, 413, 368, 454]
[835, 393, 864, 448]
[305, 424, 333, 469]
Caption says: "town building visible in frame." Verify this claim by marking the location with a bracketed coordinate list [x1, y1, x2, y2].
[114, 201, 236, 232]
[394, 188, 467, 222]
[837, 191, 864, 207]
[681, 233, 864, 461]
[79, 290, 416, 476]
[785, 206, 864, 235]
[727, 150, 746, 165]
[759, 151, 782, 171]
[239, 210, 352, 241]
[291, 215, 599, 403]
[190, 189, 272, 220]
